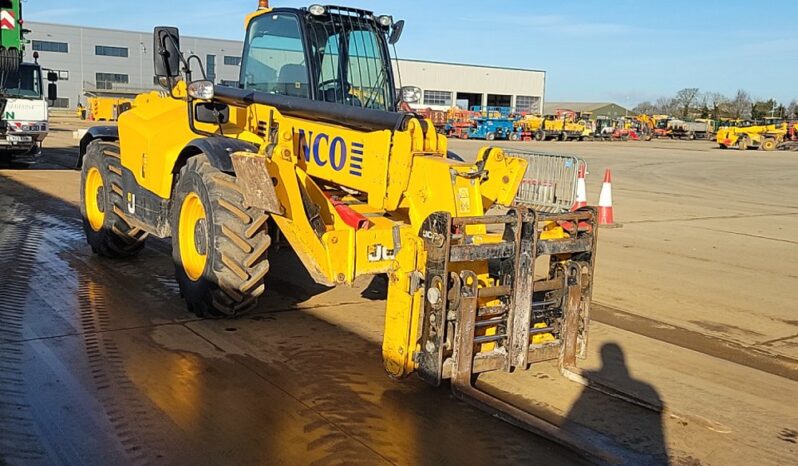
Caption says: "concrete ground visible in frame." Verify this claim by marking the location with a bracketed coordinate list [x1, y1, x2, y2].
[0, 116, 796, 465]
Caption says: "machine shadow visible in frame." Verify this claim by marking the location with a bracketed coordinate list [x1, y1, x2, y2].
[563, 342, 670, 465]
[0, 141, 85, 170]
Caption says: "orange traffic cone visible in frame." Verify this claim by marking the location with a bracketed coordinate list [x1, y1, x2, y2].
[598, 169, 615, 226]
[572, 163, 587, 210]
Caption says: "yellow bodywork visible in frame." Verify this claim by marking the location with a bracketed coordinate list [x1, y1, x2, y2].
[116, 80, 542, 379]
[84, 166, 105, 231]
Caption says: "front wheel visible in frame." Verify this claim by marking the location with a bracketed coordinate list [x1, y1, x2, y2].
[737, 137, 749, 151]
[80, 141, 147, 258]
[534, 130, 546, 141]
[172, 154, 271, 317]
[486, 132, 496, 141]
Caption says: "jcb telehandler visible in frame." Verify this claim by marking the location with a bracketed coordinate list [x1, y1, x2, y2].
[79, 2, 602, 458]
[716, 119, 787, 151]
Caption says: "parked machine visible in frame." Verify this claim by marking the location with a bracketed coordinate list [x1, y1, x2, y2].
[0, 0, 58, 160]
[533, 113, 585, 141]
[716, 119, 787, 151]
[86, 96, 135, 121]
[666, 118, 714, 140]
[465, 105, 521, 140]
[77, 2, 608, 457]
[443, 107, 475, 138]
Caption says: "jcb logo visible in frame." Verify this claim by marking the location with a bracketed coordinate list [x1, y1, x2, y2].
[367, 244, 395, 262]
[298, 129, 363, 177]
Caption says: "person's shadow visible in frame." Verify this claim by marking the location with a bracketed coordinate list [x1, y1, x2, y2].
[563, 343, 670, 465]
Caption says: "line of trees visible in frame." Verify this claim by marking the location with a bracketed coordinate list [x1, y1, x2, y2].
[632, 88, 797, 120]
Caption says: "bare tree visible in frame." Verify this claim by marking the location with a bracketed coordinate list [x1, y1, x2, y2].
[655, 96, 676, 115]
[702, 92, 728, 119]
[728, 90, 752, 119]
[673, 88, 700, 118]
[632, 101, 657, 115]
[788, 100, 798, 119]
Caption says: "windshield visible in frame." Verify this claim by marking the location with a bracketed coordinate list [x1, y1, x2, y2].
[240, 11, 395, 111]
[0, 64, 42, 99]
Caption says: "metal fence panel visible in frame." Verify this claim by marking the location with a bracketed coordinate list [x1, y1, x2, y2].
[504, 149, 584, 213]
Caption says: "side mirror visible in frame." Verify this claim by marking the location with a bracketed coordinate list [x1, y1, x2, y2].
[47, 71, 58, 82]
[153, 26, 182, 78]
[47, 83, 58, 102]
[389, 20, 404, 45]
[194, 102, 229, 124]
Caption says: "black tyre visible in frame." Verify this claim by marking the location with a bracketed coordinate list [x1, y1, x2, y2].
[737, 137, 749, 151]
[760, 138, 777, 151]
[486, 132, 496, 141]
[172, 154, 271, 317]
[534, 129, 546, 141]
[560, 132, 569, 142]
[447, 151, 465, 162]
[80, 141, 148, 258]
[509, 132, 520, 141]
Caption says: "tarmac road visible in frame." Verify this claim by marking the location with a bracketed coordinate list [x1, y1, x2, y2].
[1, 118, 796, 465]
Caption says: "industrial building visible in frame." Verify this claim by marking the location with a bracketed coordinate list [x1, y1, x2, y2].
[543, 102, 630, 119]
[24, 21, 546, 112]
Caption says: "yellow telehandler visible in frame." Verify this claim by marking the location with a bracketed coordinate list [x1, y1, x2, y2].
[716, 119, 787, 151]
[78, 2, 604, 458]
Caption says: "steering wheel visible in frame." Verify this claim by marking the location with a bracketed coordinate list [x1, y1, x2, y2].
[318, 78, 350, 93]
[318, 79, 361, 106]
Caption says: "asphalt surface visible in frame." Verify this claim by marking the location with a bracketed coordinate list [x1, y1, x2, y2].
[1, 118, 796, 465]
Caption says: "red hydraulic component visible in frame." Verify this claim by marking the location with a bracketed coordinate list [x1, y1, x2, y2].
[327, 195, 371, 230]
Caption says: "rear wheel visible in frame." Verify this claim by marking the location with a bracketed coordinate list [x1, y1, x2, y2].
[760, 138, 777, 151]
[486, 132, 496, 141]
[560, 132, 569, 142]
[80, 141, 148, 257]
[509, 132, 519, 141]
[172, 154, 271, 317]
[534, 129, 545, 141]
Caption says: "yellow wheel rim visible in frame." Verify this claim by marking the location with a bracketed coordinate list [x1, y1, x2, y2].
[84, 167, 105, 232]
[178, 192, 208, 282]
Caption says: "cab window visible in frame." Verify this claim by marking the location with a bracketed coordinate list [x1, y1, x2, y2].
[241, 13, 309, 98]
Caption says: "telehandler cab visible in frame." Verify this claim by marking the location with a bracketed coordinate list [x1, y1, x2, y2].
[79, 2, 602, 458]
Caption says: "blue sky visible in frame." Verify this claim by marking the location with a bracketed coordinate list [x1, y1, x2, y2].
[26, 0, 797, 105]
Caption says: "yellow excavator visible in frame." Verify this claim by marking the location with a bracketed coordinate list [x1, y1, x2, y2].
[77, 2, 606, 459]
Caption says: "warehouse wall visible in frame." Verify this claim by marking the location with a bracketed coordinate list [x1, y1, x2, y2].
[25, 22, 546, 112]
[26, 22, 244, 109]
[394, 59, 545, 112]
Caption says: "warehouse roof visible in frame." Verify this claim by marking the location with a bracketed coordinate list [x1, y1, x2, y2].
[543, 102, 629, 115]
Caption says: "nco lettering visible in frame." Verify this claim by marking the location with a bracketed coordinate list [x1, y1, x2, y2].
[298, 129, 362, 176]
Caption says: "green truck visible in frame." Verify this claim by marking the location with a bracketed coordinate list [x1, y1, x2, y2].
[0, 0, 60, 160]
[0, 0, 25, 72]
